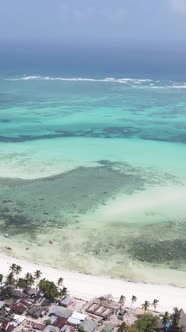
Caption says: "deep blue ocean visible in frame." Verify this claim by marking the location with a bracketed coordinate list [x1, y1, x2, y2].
[1, 41, 186, 80]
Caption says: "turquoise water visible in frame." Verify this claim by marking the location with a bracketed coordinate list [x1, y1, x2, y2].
[0, 75, 186, 285]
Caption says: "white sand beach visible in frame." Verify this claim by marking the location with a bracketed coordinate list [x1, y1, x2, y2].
[0, 253, 185, 313]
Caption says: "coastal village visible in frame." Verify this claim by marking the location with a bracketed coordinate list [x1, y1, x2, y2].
[0, 264, 185, 332]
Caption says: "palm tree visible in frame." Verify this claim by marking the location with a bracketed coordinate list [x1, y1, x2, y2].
[17, 278, 27, 290]
[38, 278, 46, 290]
[38, 278, 60, 300]
[119, 295, 126, 304]
[130, 295, 137, 313]
[0, 274, 3, 285]
[130, 295, 137, 312]
[172, 307, 181, 329]
[25, 273, 35, 288]
[15, 265, 22, 277]
[118, 322, 129, 332]
[142, 301, 150, 311]
[161, 311, 170, 331]
[34, 270, 42, 280]
[62, 287, 68, 295]
[131, 295, 137, 305]
[25, 272, 31, 280]
[29, 275, 35, 287]
[57, 277, 63, 288]
[34, 270, 42, 288]
[152, 299, 159, 311]
[5, 272, 15, 285]
[9, 264, 17, 275]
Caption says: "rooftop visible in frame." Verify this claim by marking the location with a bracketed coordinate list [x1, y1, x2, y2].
[0, 301, 5, 309]
[53, 317, 67, 328]
[60, 296, 74, 307]
[61, 325, 77, 332]
[43, 325, 59, 332]
[49, 307, 73, 319]
[80, 319, 98, 332]
[67, 312, 87, 326]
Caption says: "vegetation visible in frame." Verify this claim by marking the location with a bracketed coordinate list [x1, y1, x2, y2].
[171, 307, 181, 329]
[152, 299, 159, 311]
[161, 311, 170, 331]
[17, 277, 28, 290]
[119, 295, 126, 304]
[15, 265, 22, 276]
[6, 264, 23, 286]
[118, 322, 130, 332]
[0, 264, 66, 302]
[5, 272, 15, 285]
[132, 313, 159, 332]
[38, 278, 60, 300]
[25, 273, 35, 287]
[132, 295, 137, 304]
[34, 270, 42, 288]
[142, 301, 150, 311]
[57, 277, 63, 287]
[78, 327, 85, 332]
[0, 274, 3, 284]
[9, 263, 17, 274]
[62, 286, 68, 295]
[9, 264, 22, 277]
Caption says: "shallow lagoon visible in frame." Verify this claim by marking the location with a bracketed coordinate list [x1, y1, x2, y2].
[0, 77, 186, 285]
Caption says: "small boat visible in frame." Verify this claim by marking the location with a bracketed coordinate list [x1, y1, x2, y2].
[136, 256, 144, 262]
[5, 246, 12, 250]
[170, 266, 178, 270]
[4, 234, 9, 238]
[49, 240, 53, 245]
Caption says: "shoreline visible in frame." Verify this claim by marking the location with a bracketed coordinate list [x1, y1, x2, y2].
[0, 252, 186, 313]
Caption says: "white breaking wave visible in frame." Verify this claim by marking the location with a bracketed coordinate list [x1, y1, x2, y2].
[4, 75, 186, 89]
[169, 85, 186, 89]
[147, 84, 186, 89]
[5, 75, 153, 84]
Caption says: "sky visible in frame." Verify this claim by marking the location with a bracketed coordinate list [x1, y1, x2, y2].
[0, 0, 186, 44]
